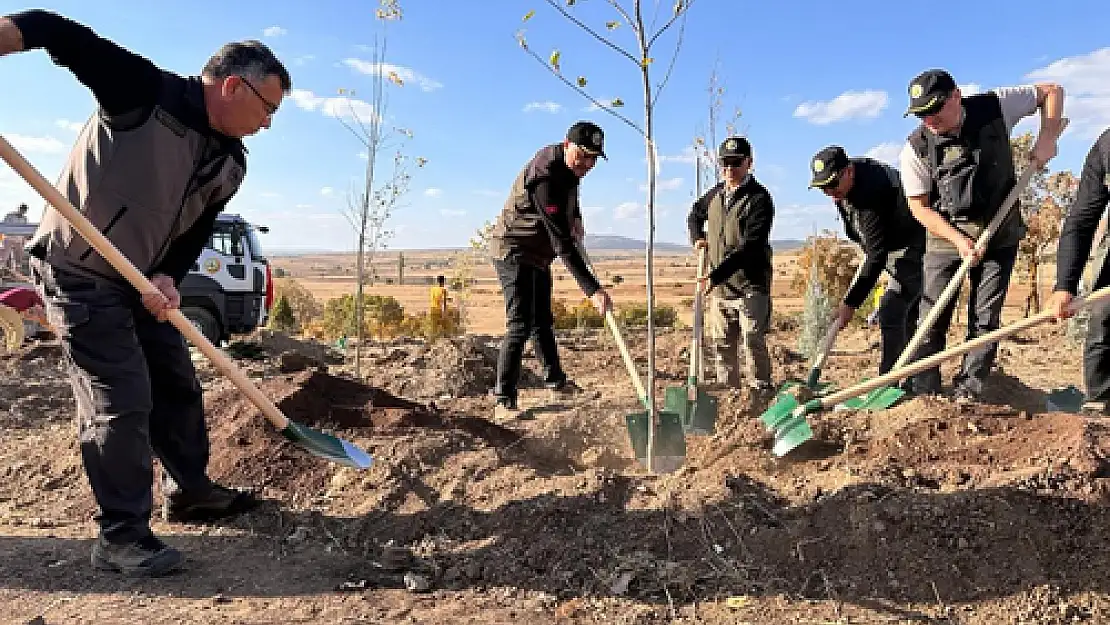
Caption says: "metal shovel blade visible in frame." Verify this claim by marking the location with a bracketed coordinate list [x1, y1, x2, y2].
[834, 384, 906, 411]
[663, 384, 719, 435]
[281, 421, 373, 469]
[758, 394, 816, 457]
[626, 409, 687, 474]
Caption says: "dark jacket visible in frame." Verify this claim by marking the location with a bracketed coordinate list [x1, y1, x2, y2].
[14, 10, 246, 286]
[835, 158, 925, 308]
[488, 143, 599, 295]
[687, 175, 774, 296]
[1056, 127, 1110, 294]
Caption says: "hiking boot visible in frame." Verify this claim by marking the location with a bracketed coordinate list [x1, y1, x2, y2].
[163, 483, 260, 523]
[91, 534, 183, 577]
[546, 378, 590, 401]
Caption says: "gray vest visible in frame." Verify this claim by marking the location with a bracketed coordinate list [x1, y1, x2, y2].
[28, 74, 246, 283]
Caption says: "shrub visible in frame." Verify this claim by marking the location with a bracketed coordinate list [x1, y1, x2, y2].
[268, 295, 298, 333]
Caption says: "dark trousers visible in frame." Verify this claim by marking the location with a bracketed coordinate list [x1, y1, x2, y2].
[492, 257, 567, 403]
[908, 244, 1018, 396]
[877, 246, 924, 375]
[1085, 248, 1110, 402]
[33, 261, 212, 543]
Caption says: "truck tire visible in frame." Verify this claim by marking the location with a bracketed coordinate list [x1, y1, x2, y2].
[182, 306, 221, 344]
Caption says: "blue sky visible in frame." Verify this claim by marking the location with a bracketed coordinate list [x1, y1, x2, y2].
[0, 0, 1108, 252]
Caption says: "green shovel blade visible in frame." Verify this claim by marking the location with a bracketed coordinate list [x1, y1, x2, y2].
[281, 420, 373, 469]
[835, 385, 906, 411]
[760, 392, 800, 432]
[663, 385, 718, 436]
[772, 415, 814, 457]
[626, 410, 687, 474]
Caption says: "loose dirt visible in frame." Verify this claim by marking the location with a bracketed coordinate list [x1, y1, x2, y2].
[2, 323, 1109, 624]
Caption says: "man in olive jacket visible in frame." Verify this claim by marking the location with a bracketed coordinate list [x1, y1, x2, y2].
[688, 136, 775, 394]
[0, 9, 290, 577]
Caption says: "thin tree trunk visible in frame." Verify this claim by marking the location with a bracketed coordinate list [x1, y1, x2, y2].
[634, 1, 657, 472]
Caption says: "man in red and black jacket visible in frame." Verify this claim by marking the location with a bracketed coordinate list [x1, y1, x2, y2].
[488, 121, 613, 420]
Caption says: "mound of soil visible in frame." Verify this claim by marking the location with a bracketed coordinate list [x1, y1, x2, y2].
[368, 335, 541, 400]
[203, 369, 522, 501]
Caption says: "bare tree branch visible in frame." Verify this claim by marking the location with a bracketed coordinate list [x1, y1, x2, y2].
[651, 5, 687, 103]
[519, 39, 644, 136]
[646, 0, 694, 50]
[543, 0, 639, 65]
[605, 0, 636, 33]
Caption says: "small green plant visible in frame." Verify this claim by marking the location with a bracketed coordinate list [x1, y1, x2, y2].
[268, 295, 298, 334]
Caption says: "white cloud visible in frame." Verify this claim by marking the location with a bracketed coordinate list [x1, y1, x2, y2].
[357, 151, 369, 161]
[614, 201, 642, 220]
[770, 203, 839, 239]
[439, 208, 466, 217]
[424, 188, 443, 198]
[581, 205, 605, 216]
[793, 90, 888, 125]
[54, 119, 84, 133]
[258, 191, 282, 199]
[342, 59, 443, 92]
[320, 186, 335, 196]
[472, 189, 502, 198]
[864, 142, 902, 166]
[1024, 47, 1110, 139]
[523, 101, 562, 114]
[8, 134, 67, 154]
[294, 203, 314, 209]
[289, 89, 378, 122]
[263, 26, 287, 38]
[293, 55, 315, 67]
[639, 177, 684, 192]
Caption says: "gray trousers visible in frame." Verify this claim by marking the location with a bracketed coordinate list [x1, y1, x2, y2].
[907, 244, 1019, 396]
[33, 260, 212, 543]
[707, 291, 772, 388]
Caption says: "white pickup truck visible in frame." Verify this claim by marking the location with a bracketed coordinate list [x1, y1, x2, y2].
[0, 213, 273, 345]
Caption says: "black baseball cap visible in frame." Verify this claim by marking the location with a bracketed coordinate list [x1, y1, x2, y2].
[566, 121, 606, 159]
[808, 145, 849, 188]
[718, 136, 751, 159]
[904, 69, 957, 117]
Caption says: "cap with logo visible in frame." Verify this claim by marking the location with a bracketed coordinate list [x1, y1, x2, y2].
[808, 145, 850, 188]
[904, 69, 957, 117]
[566, 121, 607, 159]
[718, 136, 751, 160]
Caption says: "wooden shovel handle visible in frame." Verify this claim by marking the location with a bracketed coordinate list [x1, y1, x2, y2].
[892, 117, 1069, 371]
[817, 282, 1110, 410]
[0, 134, 292, 431]
[689, 246, 707, 380]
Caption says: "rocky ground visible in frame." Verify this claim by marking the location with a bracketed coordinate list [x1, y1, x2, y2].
[0, 319, 1107, 624]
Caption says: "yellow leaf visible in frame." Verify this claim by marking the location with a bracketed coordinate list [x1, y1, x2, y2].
[576, 76, 587, 87]
[642, 57, 654, 67]
[387, 71, 404, 86]
[549, 49, 561, 72]
[611, 97, 624, 107]
[605, 20, 620, 30]
[725, 596, 749, 609]
[523, 9, 535, 21]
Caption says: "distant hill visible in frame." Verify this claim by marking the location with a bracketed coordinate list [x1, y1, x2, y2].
[583, 234, 686, 252]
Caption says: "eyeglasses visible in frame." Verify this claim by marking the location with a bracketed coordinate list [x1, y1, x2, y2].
[720, 157, 746, 168]
[238, 75, 279, 116]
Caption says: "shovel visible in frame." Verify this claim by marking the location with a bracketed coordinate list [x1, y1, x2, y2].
[605, 309, 686, 473]
[0, 134, 373, 470]
[664, 247, 718, 435]
[763, 282, 1110, 457]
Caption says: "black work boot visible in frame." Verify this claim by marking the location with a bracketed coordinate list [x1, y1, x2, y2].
[91, 534, 184, 577]
[163, 483, 260, 523]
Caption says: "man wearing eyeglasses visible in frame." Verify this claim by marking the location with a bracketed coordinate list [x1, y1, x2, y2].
[807, 145, 925, 376]
[898, 69, 1064, 401]
[688, 136, 775, 398]
[0, 9, 290, 577]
